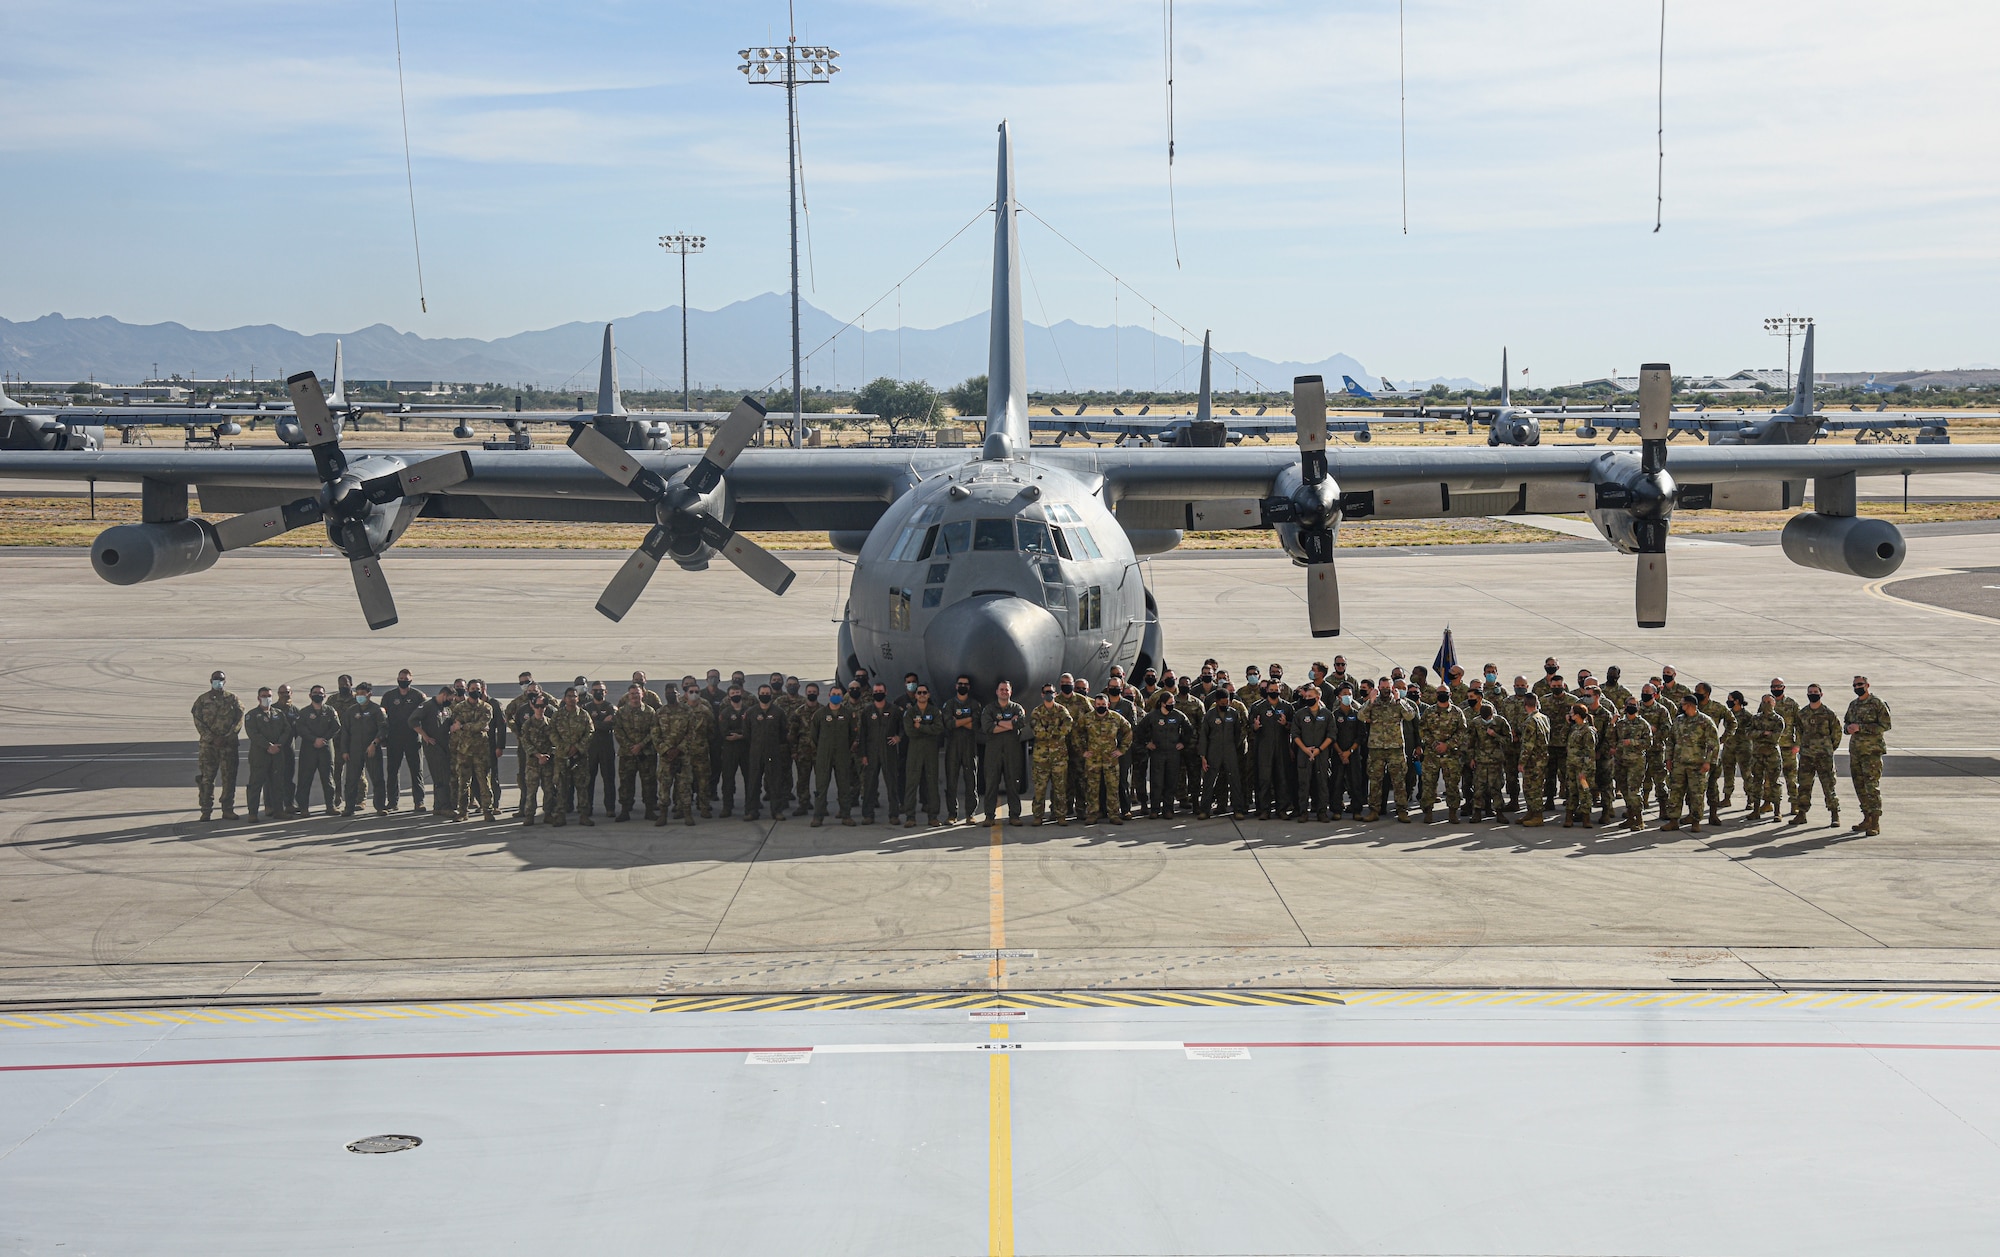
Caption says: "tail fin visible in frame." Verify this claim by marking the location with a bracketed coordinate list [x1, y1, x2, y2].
[1341, 375, 1373, 399]
[1782, 323, 1815, 417]
[1194, 330, 1212, 422]
[982, 120, 1027, 457]
[327, 339, 347, 410]
[596, 323, 627, 417]
[1500, 347, 1511, 407]
[0, 378, 22, 412]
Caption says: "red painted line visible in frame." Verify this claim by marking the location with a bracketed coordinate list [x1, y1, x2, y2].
[0, 1046, 814, 1074]
[1186, 1040, 2000, 1052]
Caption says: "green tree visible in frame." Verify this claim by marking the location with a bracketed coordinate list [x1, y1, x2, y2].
[944, 374, 987, 420]
[856, 376, 939, 435]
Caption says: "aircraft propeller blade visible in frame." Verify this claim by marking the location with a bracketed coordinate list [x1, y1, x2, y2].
[286, 371, 340, 447]
[212, 496, 325, 552]
[1636, 553, 1668, 629]
[1306, 562, 1341, 638]
[360, 450, 473, 504]
[696, 515, 797, 596]
[595, 526, 673, 623]
[567, 423, 653, 491]
[349, 554, 398, 630]
[685, 396, 768, 494]
[1294, 375, 1328, 485]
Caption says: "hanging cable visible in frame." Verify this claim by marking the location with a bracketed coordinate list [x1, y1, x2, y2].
[391, 0, 428, 313]
[1163, 3, 1178, 258]
[1654, 0, 1665, 233]
[1020, 246, 1074, 392]
[795, 107, 819, 290]
[1399, 0, 1408, 234]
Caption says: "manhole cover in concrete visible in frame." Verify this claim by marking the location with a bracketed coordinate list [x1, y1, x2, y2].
[347, 1134, 422, 1154]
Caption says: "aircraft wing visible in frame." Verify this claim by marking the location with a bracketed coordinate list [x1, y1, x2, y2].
[1049, 441, 2000, 504]
[0, 445, 959, 533]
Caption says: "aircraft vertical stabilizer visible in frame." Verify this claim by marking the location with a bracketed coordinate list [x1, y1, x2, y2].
[1501, 347, 1511, 408]
[1195, 331, 1213, 423]
[328, 339, 347, 411]
[983, 121, 1028, 455]
[596, 323, 628, 417]
[1783, 324, 1816, 418]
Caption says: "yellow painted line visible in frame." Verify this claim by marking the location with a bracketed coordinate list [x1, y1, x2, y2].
[989, 819, 1008, 992]
[1864, 571, 1999, 626]
[989, 1025, 1015, 1257]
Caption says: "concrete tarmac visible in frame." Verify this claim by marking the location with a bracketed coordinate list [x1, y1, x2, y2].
[2, 530, 1998, 1005]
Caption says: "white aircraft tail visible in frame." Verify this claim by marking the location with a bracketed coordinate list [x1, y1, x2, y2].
[327, 339, 347, 410]
[1500, 347, 1511, 407]
[0, 379, 23, 411]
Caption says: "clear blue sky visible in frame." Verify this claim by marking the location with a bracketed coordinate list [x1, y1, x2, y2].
[4, 1, 1995, 384]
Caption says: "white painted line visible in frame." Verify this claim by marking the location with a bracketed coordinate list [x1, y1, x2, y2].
[958, 949, 1037, 959]
[969, 1009, 1029, 1020]
[806, 1040, 1188, 1057]
[1185, 1046, 1252, 1061]
[744, 1050, 813, 1065]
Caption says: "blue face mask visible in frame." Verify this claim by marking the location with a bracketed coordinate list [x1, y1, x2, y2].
[1484, 672, 1497, 683]
[828, 694, 844, 706]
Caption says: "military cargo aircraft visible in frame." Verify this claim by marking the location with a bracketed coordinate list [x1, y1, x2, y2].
[6, 122, 2000, 687]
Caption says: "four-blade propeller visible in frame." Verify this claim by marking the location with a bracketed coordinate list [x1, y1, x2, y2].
[566, 395, 796, 622]
[1591, 363, 1677, 628]
[1258, 375, 1342, 637]
[209, 371, 471, 629]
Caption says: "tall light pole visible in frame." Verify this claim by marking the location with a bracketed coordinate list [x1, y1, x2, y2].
[658, 233, 706, 414]
[739, 37, 839, 448]
[1764, 314, 1813, 395]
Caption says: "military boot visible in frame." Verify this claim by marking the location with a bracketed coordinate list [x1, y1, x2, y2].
[1660, 818, 1679, 831]
[1864, 813, 1881, 835]
[1596, 805, 1612, 825]
[1361, 809, 1381, 822]
[1447, 807, 1459, 823]
[1422, 807, 1435, 823]
[1829, 805, 1840, 825]
[1396, 808, 1411, 823]
[199, 804, 214, 823]
[1850, 816, 1869, 833]
[1519, 810, 1543, 827]
[653, 813, 668, 827]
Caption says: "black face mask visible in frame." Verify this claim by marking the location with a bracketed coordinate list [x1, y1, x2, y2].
[1544, 665, 1558, 675]
[1808, 694, 1823, 704]
[758, 695, 772, 705]
[1514, 684, 1527, 695]
[1060, 682, 1073, 694]
[957, 684, 970, 694]
[1854, 685, 1867, 695]
[310, 696, 325, 705]
[786, 683, 800, 696]
[398, 681, 411, 690]
[1771, 688, 1785, 696]
[1625, 703, 1638, 714]
[338, 683, 352, 695]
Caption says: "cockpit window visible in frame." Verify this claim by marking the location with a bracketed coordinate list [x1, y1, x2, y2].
[935, 520, 972, 556]
[974, 519, 1015, 551]
[1016, 519, 1056, 555]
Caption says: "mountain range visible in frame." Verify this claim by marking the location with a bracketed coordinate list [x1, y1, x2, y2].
[0, 295, 1479, 394]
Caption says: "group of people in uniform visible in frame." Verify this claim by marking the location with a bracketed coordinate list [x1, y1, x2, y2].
[186, 655, 1894, 838]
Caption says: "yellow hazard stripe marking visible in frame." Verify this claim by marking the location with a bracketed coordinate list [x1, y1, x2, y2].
[5, 986, 2000, 1029]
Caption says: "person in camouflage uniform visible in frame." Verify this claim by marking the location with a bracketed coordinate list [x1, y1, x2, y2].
[1029, 686, 1074, 824]
[1514, 693, 1550, 826]
[1844, 675, 1892, 835]
[1655, 665, 1692, 713]
[1418, 688, 1468, 822]
[1079, 695, 1133, 824]
[1792, 685, 1842, 825]
[242, 686, 289, 821]
[1693, 682, 1733, 825]
[1717, 692, 1753, 809]
[1635, 686, 1673, 819]
[1610, 700, 1653, 828]
[680, 680, 716, 818]
[1361, 683, 1416, 821]
[1054, 676, 1092, 820]
[788, 683, 822, 817]
[1769, 677, 1803, 815]
[1582, 688, 1616, 821]
[612, 687, 658, 822]
[773, 678, 808, 816]
[1662, 695, 1720, 833]
[515, 693, 559, 825]
[1744, 693, 1784, 819]
[327, 675, 360, 810]
[550, 688, 594, 827]
[1562, 706, 1597, 827]
[1497, 676, 1531, 810]
[191, 669, 244, 821]
[448, 687, 497, 822]
[1538, 677, 1574, 809]
[1469, 702, 1512, 820]
[648, 690, 692, 826]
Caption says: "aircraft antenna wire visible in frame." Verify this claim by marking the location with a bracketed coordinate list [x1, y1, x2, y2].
[392, 0, 428, 313]
[1399, 0, 1407, 235]
[1654, 0, 1665, 233]
[796, 108, 819, 292]
[1163, 0, 1181, 268]
[1017, 203, 1269, 391]
[1019, 246, 1074, 393]
[756, 202, 993, 394]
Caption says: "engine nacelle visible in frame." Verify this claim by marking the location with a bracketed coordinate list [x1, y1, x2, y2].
[1268, 463, 1341, 564]
[1781, 512, 1905, 579]
[276, 418, 306, 446]
[452, 421, 476, 440]
[91, 519, 221, 586]
[214, 420, 242, 438]
[1488, 412, 1541, 447]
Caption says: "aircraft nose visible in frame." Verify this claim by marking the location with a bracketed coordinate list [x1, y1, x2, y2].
[924, 595, 1064, 694]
